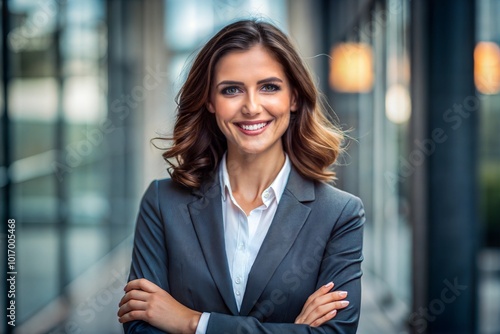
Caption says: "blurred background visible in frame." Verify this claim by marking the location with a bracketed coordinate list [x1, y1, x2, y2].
[1, 0, 499, 333]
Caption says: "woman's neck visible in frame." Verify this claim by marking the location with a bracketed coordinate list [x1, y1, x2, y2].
[225, 147, 286, 214]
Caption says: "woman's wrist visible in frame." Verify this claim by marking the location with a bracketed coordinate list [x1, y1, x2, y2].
[189, 311, 202, 333]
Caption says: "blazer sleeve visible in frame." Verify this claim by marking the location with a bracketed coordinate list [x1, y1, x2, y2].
[123, 181, 169, 334]
[205, 196, 365, 334]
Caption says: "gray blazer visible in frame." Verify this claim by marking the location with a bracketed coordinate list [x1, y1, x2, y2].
[124, 168, 365, 333]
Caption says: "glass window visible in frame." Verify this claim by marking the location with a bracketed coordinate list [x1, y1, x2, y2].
[17, 228, 59, 322]
[476, 0, 500, 332]
[9, 78, 58, 124]
[5, 0, 113, 325]
[327, 0, 412, 326]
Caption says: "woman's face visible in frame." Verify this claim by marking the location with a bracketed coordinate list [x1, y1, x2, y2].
[208, 44, 297, 158]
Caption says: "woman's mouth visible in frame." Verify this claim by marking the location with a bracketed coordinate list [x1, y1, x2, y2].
[235, 121, 271, 135]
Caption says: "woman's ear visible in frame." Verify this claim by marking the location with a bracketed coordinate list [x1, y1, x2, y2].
[207, 102, 215, 113]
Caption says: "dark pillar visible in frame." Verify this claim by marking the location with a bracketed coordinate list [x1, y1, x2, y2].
[411, 1, 478, 333]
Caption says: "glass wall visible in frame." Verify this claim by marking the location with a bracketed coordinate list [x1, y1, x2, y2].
[327, 0, 412, 329]
[2, 1, 135, 331]
[477, 0, 500, 248]
[477, 0, 500, 332]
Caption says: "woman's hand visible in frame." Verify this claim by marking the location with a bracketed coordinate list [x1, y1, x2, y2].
[118, 278, 201, 334]
[294, 282, 349, 327]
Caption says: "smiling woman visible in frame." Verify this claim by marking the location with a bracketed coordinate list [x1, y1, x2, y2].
[160, 20, 345, 190]
[118, 19, 365, 334]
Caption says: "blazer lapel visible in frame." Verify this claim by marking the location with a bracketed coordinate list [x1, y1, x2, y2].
[188, 175, 239, 315]
[239, 168, 315, 315]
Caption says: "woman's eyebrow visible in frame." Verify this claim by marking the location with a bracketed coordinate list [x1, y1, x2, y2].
[216, 77, 284, 88]
[216, 80, 243, 87]
[257, 77, 283, 84]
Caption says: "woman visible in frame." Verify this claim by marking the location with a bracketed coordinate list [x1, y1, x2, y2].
[118, 19, 364, 334]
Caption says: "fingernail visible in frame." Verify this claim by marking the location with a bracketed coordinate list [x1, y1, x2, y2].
[324, 282, 333, 288]
[329, 309, 337, 315]
[341, 300, 350, 307]
[339, 291, 348, 297]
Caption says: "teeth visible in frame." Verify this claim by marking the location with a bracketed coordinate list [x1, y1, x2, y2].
[240, 122, 267, 131]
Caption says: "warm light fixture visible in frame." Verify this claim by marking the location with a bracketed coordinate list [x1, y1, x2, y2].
[385, 84, 411, 124]
[474, 41, 500, 95]
[329, 42, 374, 93]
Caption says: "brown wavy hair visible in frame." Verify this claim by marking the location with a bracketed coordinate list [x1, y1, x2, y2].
[158, 19, 344, 189]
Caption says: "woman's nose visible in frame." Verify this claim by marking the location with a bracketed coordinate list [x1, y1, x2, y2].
[242, 92, 261, 115]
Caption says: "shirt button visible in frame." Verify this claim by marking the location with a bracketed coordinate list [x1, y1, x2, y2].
[235, 291, 241, 296]
[238, 243, 245, 250]
[235, 277, 241, 284]
[263, 190, 270, 199]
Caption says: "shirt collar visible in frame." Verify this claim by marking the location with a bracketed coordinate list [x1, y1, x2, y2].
[219, 152, 291, 205]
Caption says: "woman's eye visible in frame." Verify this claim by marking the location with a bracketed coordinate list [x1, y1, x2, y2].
[221, 87, 240, 95]
[261, 84, 280, 92]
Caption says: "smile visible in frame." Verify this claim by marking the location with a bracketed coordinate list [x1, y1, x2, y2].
[235, 121, 271, 135]
[239, 122, 267, 131]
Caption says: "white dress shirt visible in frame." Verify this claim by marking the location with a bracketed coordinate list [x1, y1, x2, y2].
[195, 153, 291, 334]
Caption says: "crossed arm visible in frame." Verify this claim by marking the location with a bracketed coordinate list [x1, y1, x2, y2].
[118, 278, 349, 333]
[118, 182, 364, 333]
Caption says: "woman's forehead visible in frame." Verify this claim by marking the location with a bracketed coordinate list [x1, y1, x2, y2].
[213, 46, 286, 80]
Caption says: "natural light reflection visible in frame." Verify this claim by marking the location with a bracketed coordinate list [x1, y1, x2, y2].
[165, 0, 214, 49]
[10, 78, 58, 121]
[385, 84, 411, 124]
[63, 76, 104, 123]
